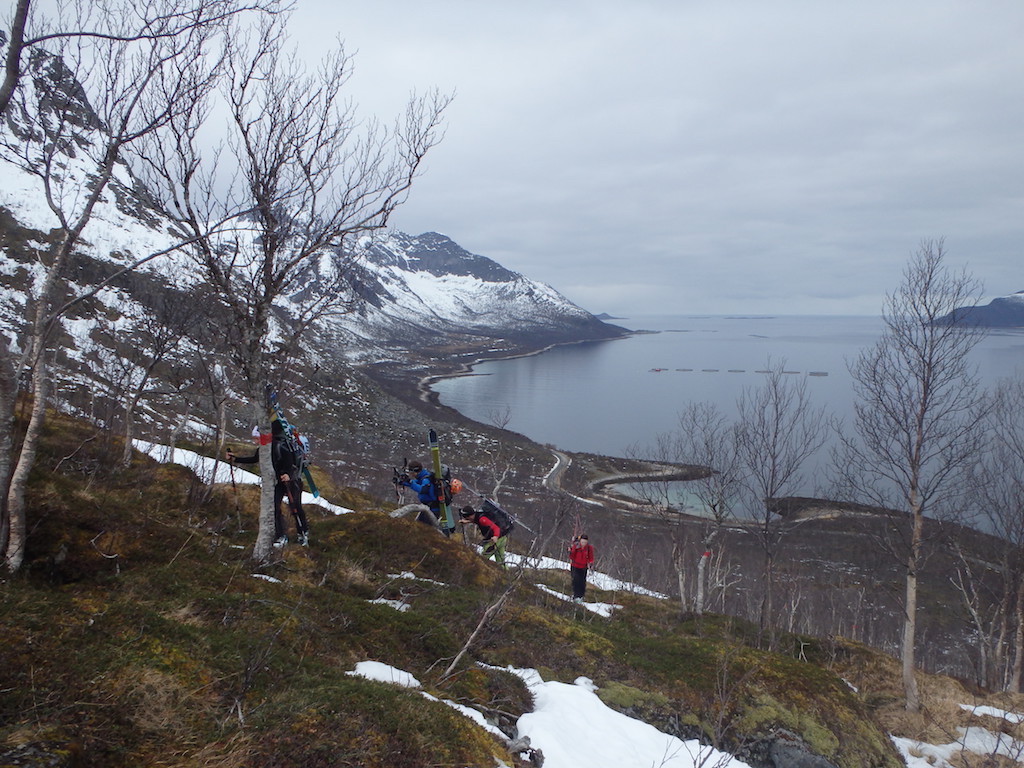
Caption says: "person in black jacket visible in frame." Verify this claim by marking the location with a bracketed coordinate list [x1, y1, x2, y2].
[227, 420, 310, 547]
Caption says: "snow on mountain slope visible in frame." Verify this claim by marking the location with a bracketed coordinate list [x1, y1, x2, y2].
[334, 231, 613, 343]
[0, 47, 624, 369]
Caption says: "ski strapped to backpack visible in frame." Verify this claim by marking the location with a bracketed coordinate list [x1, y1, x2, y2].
[266, 386, 319, 498]
[428, 428, 456, 533]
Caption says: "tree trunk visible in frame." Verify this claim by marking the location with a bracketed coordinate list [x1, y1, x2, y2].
[760, 535, 777, 647]
[248, 389, 276, 564]
[0, 339, 18, 557]
[1010, 574, 1024, 693]
[671, 537, 689, 611]
[121, 391, 143, 466]
[0, 0, 31, 116]
[5, 361, 49, 571]
[993, 559, 1013, 690]
[696, 549, 709, 616]
[902, 507, 923, 712]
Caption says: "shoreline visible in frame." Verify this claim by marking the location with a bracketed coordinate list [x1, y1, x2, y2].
[413, 328, 645, 407]
[366, 326, 909, 522]
[373, 326, 715, 516]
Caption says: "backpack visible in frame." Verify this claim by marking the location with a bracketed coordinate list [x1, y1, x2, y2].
[289, 428, 311, 471]
[431, 464, 462, 505]
[481, 498, 515, 537]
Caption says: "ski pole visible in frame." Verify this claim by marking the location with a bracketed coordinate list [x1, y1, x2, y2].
[227, 448, 242, 532]
[392, 467, 404, 503]
[281, 475, 305, 537]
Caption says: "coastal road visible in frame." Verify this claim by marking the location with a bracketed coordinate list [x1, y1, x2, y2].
[542, 450, 605, 508]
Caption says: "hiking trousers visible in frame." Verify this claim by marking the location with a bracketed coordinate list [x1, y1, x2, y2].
[571, 565, 588, 599]
[275, 478, 308, 539]
[482, 535, 508, 568]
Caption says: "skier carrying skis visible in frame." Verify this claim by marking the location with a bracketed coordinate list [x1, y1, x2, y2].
[227, 419, 310, 547]
[568, 534, 595, 602]
[397, 461, 441, 526]
[459, 505, 508, 569]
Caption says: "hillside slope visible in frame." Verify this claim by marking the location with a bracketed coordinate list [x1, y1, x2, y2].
[3, 413, 1022, 767]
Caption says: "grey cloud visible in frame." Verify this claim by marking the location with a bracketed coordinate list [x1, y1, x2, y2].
[292, 0, 1024, 314]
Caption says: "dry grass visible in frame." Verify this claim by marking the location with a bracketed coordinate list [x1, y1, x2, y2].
[4, 411, 1021, 768]
[112, 666, 214, 739]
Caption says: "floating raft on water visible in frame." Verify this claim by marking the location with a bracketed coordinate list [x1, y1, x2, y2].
[648, 368, 831, 377]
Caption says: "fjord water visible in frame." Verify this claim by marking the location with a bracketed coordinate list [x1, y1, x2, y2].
[432, 315, 1024, 474]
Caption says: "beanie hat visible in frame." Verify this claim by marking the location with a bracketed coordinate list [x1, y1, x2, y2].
[408, 461, 423, 472]
[459, 506, 475, 519]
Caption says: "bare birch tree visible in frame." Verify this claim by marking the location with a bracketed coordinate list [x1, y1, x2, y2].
[0, 0, 250, 570]
[965, 378, 1024, 692]
[137, 14, 450, 563]
[1, 0, 268, 116]
[735, 359, 830, 644]
[624, 402, 743, 616]
[836, 239, 988, 711]
[624, 431, 700, 612]
[86, 291, 198, 466]
[674, 402, 743, 615]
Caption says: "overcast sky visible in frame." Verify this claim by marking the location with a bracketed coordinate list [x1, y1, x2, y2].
[290, 1, 1023, 317]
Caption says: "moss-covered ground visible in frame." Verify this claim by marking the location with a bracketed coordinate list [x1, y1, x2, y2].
[2, 412, 1019, 767]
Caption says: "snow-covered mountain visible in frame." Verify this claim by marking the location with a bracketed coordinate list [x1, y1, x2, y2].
[0, 44, 625, 380]
[319, 230, 625, 362]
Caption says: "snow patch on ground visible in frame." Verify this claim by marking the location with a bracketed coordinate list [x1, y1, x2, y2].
[369, 598, 410, 612]
[133, 439, 352, 515]
[506, 552, 668, 598]
[960, 702, 1024, 724]
[347, 661, 421, 688]
[534, 584, 620, 617]
[892, 725, 1024, 768]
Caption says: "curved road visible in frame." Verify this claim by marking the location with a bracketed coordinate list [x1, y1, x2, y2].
[542, 450, 605, 508]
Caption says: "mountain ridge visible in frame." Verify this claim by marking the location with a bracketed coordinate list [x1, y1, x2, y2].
[935, 290, 1024, 328]
[0, 42, 626, 382]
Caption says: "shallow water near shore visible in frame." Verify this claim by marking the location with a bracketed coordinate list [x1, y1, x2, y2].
[432, 314, 1024, 506]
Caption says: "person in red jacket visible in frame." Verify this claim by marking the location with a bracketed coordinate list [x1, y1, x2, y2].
[459, 505, 508, 569]
[568, 534, 595, 602]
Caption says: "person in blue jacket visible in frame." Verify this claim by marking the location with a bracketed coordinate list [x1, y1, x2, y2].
[399, 461, 440, 525]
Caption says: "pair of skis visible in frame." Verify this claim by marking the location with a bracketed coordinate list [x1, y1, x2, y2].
[267, 387, 319, 498]
[428, 428, 456, 534]
[426, 429, 534, 537]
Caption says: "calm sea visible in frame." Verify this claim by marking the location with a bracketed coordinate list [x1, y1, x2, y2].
[432, 315, 1024, 481]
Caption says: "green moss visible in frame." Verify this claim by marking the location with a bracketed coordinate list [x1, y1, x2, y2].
[736, 694, 839, 758]
[0, 409, 907, 768]
[597, 680, 670, 711]
[247, 675, 506, 768]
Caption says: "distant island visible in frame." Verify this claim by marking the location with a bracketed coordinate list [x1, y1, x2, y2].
[937, 291, 1024, 328]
